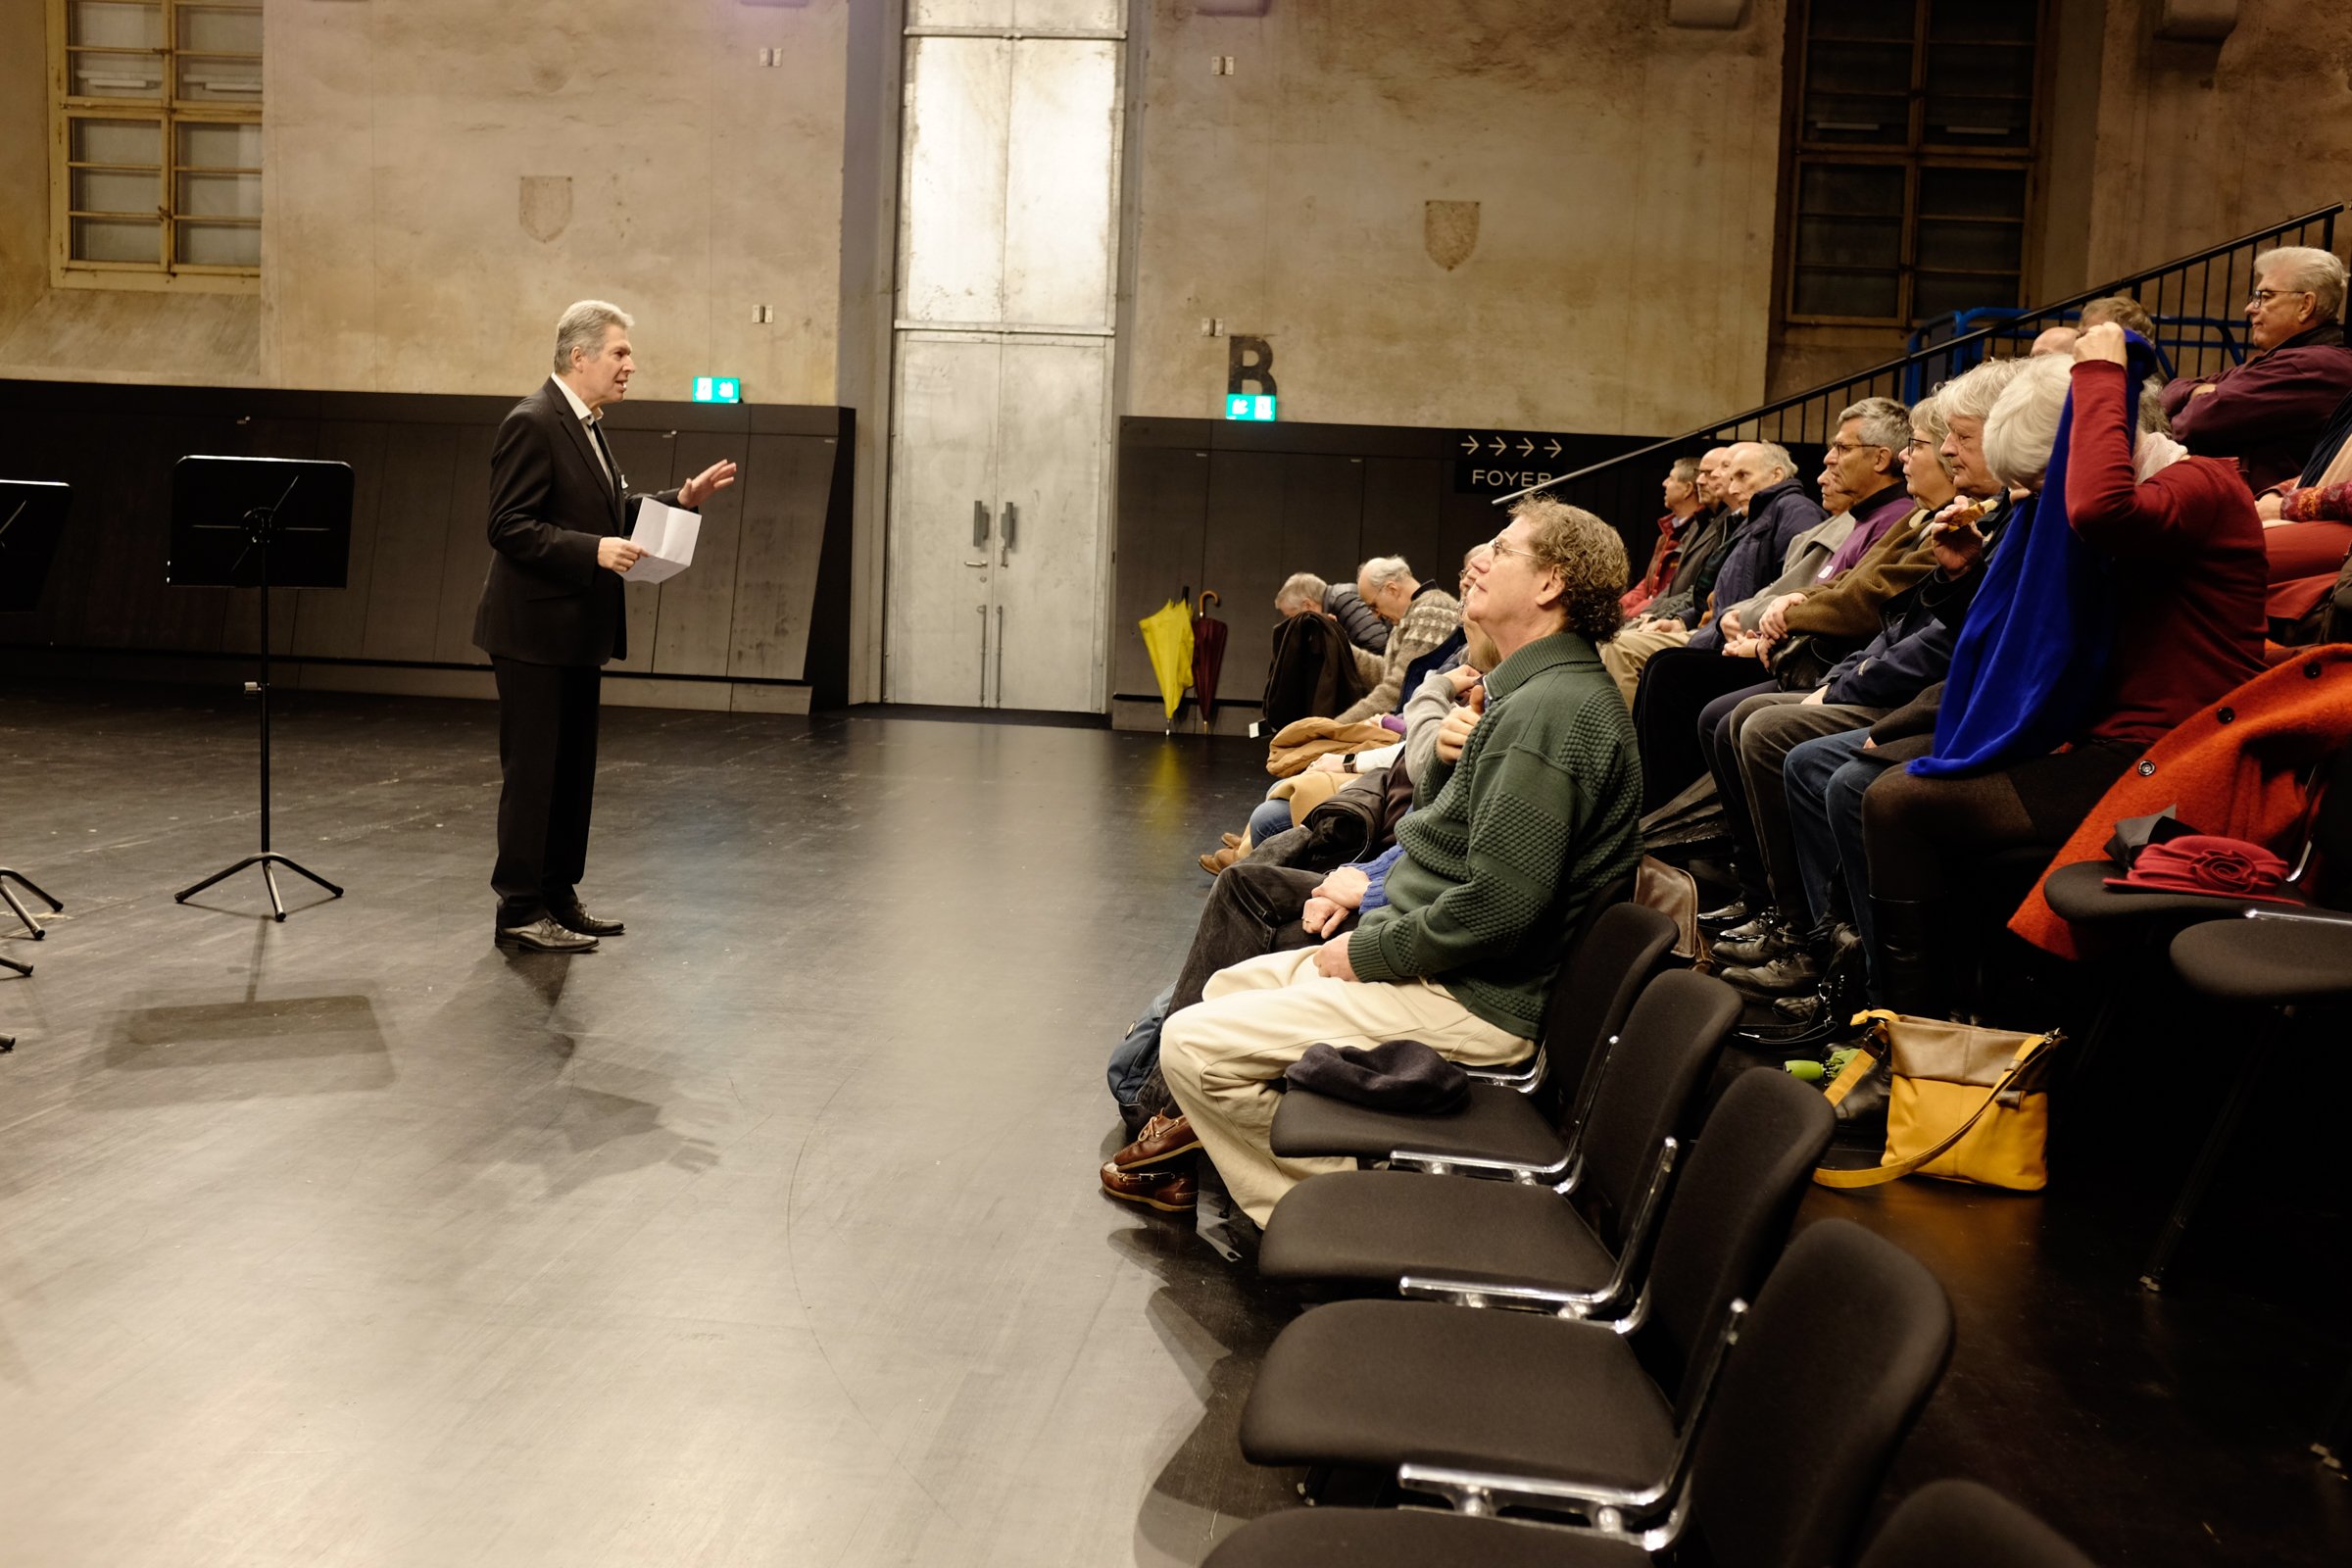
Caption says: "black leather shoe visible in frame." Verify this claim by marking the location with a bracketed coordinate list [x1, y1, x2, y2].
[550, 904, 624, 938]
[1714, 922, 1793, 966]
[1697, 897, 1751, 927]
[496, 916, 599, 954]
[1720, 952, 1823, 998]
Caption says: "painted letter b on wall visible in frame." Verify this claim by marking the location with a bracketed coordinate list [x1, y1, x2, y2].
[1227, 336, 1276, 397]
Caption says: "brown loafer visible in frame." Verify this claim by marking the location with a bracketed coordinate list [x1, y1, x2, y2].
[1100, 1160, 1198, 1213]
[1220, 832, 1244, 850]
[1197, 845, 1242, 875]
[1112, 1112, 1202, 1171]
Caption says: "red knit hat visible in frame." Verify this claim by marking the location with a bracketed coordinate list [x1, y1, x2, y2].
[2102, 834, 2297, 902]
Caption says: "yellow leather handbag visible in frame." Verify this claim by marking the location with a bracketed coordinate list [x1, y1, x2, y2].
[1814, 1011, 2061, 1192]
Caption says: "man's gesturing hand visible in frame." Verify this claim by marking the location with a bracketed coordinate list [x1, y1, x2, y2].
[598, 537, 646, 574]
[679, 460, 740, 509]
[1313, 933, 1358, 981]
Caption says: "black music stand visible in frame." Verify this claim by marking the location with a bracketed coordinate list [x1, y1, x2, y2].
[168, 456, 354, 922]
[2, 480, 72, 993]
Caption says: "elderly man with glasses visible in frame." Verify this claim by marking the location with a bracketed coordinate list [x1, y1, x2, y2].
[1146, 499, 1642, 1230]
[2162, 246, 2352, 493]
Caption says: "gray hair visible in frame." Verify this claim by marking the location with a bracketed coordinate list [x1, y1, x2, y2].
[1753, 442, 1796, 484]
[2254, 246, 2348, 320]
[1669, 456, 1701, 485]
[1274, 571, 1328, 613]
[1981, 354, 2073, 491]
[1838, 396, 1910, 458]
[553, 299, 633, 373]
[1357, 556, 1414, 592]
[1983, 351, 2168, 491]
[1937, 355, 2031, 424]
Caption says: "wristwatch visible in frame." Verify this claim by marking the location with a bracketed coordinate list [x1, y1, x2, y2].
[1342, 754, 1357, 772]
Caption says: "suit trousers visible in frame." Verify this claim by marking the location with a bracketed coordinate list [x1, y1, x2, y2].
[1159, 947, 1527, 1225]
[491, 657, 603, 926]
[1634, 646, 1773, 811]
[1712, 692, 1886, 913]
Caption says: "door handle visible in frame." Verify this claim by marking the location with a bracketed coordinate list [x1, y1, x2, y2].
[966, 500, 989, 567]
[995, 604, 1005, 705]
[1000, 501, 1017, 566]
[977, 603, 990, 706]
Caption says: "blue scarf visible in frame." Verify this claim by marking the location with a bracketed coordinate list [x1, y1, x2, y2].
[1909, 336, 2155, 777]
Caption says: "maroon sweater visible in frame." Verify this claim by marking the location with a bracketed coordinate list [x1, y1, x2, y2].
[2068, 361, 2269, 747]
[2161, 324, 2352, 493]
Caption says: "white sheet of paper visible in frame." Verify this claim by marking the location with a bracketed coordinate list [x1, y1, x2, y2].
[623, 499, 700, 584]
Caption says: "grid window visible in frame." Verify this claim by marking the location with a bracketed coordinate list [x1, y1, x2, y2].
[51, 0, 263, 286]
[1785, 0, 2041, 326]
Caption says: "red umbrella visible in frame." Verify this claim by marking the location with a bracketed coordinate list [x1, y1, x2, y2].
[1191, 590, 1229, 730]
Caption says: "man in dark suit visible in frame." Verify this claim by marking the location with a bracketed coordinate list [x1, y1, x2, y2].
[474, 299, 737, 953]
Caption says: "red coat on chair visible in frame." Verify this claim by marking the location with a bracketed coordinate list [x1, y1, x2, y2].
[2011, 643, 2352, 958]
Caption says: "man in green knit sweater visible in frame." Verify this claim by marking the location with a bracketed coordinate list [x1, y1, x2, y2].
[1158, 498, 1643, 1225]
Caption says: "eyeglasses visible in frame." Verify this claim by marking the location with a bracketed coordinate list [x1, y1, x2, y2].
[1484, 536, 1541, 564]
[2249, 288, 2314, 307]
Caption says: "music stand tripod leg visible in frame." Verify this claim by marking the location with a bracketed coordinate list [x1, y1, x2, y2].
[0, 869, 61, 939]
[0, 952, 28, 977]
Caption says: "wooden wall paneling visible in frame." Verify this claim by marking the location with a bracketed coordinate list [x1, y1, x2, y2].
[726, 433, 836, 682]
[606, 428, 679, 676]
[359, 421, 462, 662]
[1199, 448, 1289, 713]
[114, 413, 244, 651]
[1110, 443, 1209, 698]
[651, 430, 749, 677]
[432, 424, 498, 663]
[290, 420, 389, 659]
[1360, 457, 1448, 598]
[1, 404, 114, 648]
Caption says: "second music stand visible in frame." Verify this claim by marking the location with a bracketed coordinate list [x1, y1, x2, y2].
[168, 456, 355, 922]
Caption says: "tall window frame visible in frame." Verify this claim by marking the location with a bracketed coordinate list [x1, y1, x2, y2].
[1781, 0, 2046, 329]
[47, 0, 264, 292]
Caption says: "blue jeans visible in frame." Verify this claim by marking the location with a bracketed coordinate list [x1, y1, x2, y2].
[1783, 727, 1896, 972]
[1247, 795, 1295, 846]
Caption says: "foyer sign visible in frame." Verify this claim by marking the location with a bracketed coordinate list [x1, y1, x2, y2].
[1453, 429, 1573, 495]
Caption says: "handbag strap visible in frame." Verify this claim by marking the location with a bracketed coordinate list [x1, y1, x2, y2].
[1813, 1031, 2057, 1190]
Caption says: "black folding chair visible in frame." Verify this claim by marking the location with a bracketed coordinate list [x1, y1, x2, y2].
[1242, 1069, 1838, 1490]
[1205, 1219, 1953, 1568]
[1257, 970, 1739, 1298]
[1857, 1479, 2098, 1568]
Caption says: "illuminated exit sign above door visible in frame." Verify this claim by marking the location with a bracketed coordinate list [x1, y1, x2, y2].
[693, 376, 742, 404]
[1224, 394, 1277, 421]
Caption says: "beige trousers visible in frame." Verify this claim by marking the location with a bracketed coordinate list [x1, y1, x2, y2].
[1158, 946, 1528, 1225]
[1600, 621, 1691, 709]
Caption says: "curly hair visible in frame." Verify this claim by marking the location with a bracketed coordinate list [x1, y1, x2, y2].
[1506, 496, 1630, 645]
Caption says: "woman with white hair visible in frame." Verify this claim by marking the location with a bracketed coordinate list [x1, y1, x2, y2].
[2162, 245, 2352, 492]
[1856, 324, 2269, 1017]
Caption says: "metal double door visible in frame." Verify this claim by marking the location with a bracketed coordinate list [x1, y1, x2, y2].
[888, 331, 1108, 710]
[883, 13, 1122, 712]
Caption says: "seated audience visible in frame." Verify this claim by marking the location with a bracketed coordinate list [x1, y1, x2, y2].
[1861, 326, 2267, 1015]
[1259, 574, 1376, 730]
[2162, 246, 2352, 492]
[1632, 429, 1863, 810]
[2252, 385, 2352, 640]
[1601, 445, 1736, 703]
[1623, 456, 1705, 615]
[1152, 500, 1641, 1226]
[1320, 576, 1391, 658]
[1335, 556, 1463, 724]
[1696, 396, 1955, 993]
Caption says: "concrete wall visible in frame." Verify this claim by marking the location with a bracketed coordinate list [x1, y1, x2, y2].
[2082, 0, 2352, 289]
[1124, 0, 1789, 437]
[0, 0, 848, 403]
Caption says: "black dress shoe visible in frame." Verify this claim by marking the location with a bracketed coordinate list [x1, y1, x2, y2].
[550, 904, 624, 937]
[1697, 897, 1751, 927]
[496, 916, 599, 954]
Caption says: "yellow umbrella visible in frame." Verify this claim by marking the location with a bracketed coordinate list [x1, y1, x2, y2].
[1137, 594, 1195, 721]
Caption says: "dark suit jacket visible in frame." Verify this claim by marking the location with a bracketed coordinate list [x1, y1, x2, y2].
[471, 378, 682, 666]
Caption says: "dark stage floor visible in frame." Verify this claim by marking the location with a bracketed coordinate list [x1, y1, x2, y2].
[0, 679, 2345, 1566]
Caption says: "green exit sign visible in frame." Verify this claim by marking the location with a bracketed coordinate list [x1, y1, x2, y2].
[1225, 393, 1278, 422]
[693, 376, 742, 404]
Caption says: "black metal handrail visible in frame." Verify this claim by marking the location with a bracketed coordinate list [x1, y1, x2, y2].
[1508, 203, 2343, 518]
